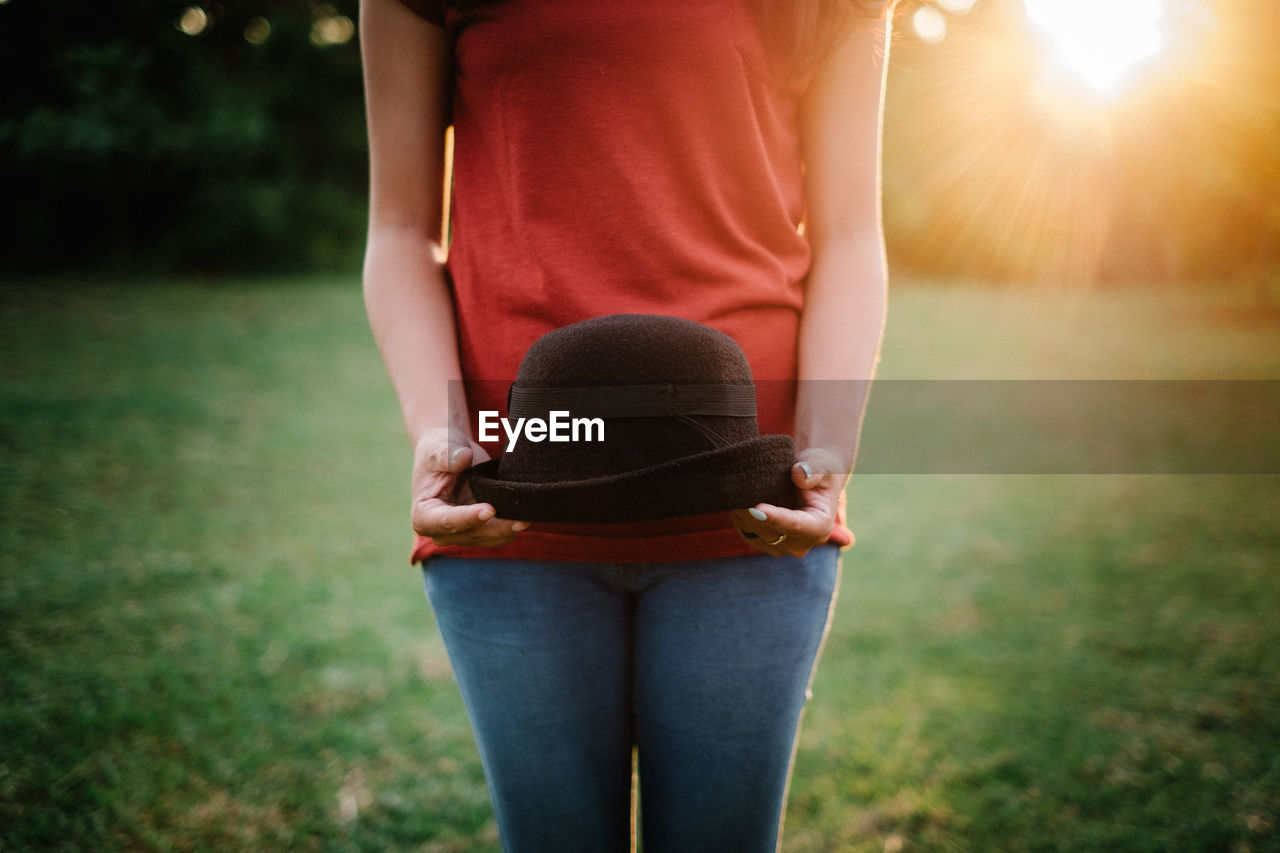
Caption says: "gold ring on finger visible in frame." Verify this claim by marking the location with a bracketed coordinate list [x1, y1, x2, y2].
[766, 533, 787, 546]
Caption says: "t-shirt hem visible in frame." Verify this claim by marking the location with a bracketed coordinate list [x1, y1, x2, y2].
[409, 524, 853, 564]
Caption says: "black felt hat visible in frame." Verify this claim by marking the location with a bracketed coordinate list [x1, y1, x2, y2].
[466, 314, 799, 523]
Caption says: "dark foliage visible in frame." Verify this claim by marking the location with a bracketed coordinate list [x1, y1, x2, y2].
[1, 0, 1276, 282]
[0, 0, 367, 274]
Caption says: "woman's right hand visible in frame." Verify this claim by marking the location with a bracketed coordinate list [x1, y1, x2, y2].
[411, 430, 529, 547]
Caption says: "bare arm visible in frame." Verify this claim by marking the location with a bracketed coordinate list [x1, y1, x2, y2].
[361, 0, 525, 546]
[797, 6, 890, 467]
[734, 9, 891, 554]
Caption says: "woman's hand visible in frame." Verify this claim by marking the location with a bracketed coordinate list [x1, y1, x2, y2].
[731, 448, 850, 557]
[411, 430, 529, 548]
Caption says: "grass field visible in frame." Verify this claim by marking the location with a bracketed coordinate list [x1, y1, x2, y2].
[1, 277, 1277, 851]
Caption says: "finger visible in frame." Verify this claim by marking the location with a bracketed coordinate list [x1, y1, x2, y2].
[445, 445, 473, 473]
[432, 517, 531, 548]
[741, 504, 831, 556]
[412, 498, 495, 537]
[735, 506, 815, 541]
[414, 434, 478, 476]
[730, 506, 773, 541]
[736, 526, 812, 557]
[791, 460, 818, 490]
[752, 504, 831, 540]
[729, 509, 772, 554]
[733, 526, 779, 555]
[730, 507, 805, 555]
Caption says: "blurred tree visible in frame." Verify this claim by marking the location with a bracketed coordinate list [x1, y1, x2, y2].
[0, 0, 366, 274]
[1, 0, 1276, 283]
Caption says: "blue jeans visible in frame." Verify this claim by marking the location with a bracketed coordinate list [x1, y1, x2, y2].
[422, 546, 841, 852]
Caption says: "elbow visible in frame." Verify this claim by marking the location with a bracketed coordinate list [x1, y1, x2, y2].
[362, 224, 447, 304]
[807, 222, 887, 271]
[804, 196, 884, 257]
[364, 219, 445, 267]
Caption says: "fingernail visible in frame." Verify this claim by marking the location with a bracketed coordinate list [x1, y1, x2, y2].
[449, 448, 467, 467]
[797, 462, 813, 480]
[511, 521, 530, 532]
[748, 507, 767, 521]
[477, 506, 495, 522]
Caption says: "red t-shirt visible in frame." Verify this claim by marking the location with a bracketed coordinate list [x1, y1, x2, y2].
[394, 0, 853, 562]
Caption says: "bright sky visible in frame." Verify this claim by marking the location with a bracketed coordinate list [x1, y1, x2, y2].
[1022, 0, 1166, 90]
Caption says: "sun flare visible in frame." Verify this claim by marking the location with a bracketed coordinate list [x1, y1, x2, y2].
[1023, 0, 1165, 91]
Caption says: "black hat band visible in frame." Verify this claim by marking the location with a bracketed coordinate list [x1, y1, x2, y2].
[507, 383, 757, 420]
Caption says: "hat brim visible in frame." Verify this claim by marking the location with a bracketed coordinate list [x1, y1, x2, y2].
[466, 435, 799, 524]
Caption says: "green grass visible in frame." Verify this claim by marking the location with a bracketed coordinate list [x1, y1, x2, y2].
[2, 277, 1277, 851]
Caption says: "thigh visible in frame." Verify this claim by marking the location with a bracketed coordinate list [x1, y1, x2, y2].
[423, 557, 634, 853]
[633, 546, 840, 853]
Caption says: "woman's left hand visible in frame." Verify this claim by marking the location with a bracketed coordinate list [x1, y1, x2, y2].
[731, 449, 849, 557]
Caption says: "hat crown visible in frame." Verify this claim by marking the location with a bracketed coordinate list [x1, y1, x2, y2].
[514, 314, 753, 388]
